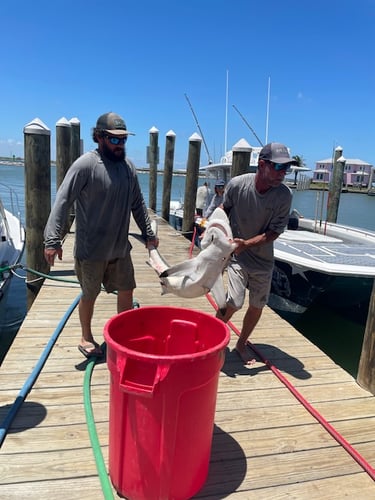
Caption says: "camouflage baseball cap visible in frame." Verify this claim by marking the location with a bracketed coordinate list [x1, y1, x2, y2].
[95, 112, 135, 136]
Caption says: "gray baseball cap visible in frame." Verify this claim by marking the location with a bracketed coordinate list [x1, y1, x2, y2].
[95, 112, 135, 136]
[259, 142, 297, 165]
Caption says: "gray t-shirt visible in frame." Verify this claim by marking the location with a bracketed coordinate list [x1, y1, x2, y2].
[223, 173, 292, 271]
[44, 150, 154, 260]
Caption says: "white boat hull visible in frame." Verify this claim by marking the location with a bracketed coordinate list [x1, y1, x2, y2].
[0, 202, 25, 301]
[272, 217, 375, 323]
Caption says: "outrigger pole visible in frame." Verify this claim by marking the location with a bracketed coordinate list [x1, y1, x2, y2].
[232, 104, 264, 147]
[184, 93, 213, 164]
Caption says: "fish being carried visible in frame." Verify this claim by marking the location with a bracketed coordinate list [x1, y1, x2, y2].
[148, 207, 237, 311]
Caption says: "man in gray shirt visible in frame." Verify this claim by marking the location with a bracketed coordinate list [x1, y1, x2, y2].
[218, 143, 296, 364]
[44, 112, 158, 357]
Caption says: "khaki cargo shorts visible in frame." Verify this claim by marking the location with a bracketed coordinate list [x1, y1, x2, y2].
[75, 254, 136, 300]
[226, 258, 272, 309]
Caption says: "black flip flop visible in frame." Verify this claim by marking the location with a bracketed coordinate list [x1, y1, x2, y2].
[78, 342, 103, 358]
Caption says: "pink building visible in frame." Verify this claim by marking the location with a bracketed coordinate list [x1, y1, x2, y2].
[312, 155, 373, 188]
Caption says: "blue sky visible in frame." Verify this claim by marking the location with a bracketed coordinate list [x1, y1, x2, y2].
[1, 0, 374, 170]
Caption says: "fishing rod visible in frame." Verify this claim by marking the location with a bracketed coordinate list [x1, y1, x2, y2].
[232, 104, 264, 147]
[184, 93, 213, 164]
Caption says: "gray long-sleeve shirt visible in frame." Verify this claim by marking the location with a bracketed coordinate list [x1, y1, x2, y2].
[44, 150, 155, 260]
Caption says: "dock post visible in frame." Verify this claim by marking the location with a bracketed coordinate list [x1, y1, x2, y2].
[67, 117, 81, 224]
[326, 146, 344, 223]
[23, 118, 51, 309]
[56, 117, 72, 190]
[231, 138, 252, 177]
[161, 130, 176, 222]
[357, 279, 375, 394]
[147, 126, 159, 212]
[182, 133, 202, 238]
[56, 117, 73, 235]
[70, 117, 81, 164]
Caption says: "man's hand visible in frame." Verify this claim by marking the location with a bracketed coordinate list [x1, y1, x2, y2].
[44, 247, 63, 265]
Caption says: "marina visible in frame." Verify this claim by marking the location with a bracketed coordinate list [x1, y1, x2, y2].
[1, 3, 375, 496]
[1, 163, 375, 371]
[0, 214, 374, 498]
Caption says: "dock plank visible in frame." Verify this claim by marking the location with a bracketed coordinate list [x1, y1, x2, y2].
[0, 213, 374, 498]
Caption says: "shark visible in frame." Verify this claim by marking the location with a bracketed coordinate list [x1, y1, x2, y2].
[148, 207, 237, 311]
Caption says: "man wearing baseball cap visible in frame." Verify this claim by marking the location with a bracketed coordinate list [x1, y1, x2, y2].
[44, 112, 158, 358]
[217, 142, 296, 364]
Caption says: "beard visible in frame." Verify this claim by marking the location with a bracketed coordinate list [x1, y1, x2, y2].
[101, 142, 126, 162]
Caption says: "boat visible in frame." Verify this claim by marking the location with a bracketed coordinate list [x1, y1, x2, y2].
[270, 214, 375, 324]
[0, 184, 25, 302]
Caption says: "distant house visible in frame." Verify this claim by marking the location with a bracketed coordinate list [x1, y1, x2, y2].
[312, 156, 373, 188]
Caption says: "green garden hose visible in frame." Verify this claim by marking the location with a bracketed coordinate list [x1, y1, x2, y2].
[83, 351, 115, 500]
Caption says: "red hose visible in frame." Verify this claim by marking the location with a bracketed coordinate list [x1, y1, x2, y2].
[206, 293, 375, 481]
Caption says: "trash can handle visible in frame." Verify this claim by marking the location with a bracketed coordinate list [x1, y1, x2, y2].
[119, 358, 170, 396]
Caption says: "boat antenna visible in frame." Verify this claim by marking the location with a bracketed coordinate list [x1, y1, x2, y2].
[232, 104, 264, 147]
[224, 70, 229, 154]
[184, 93, 213, 164]
[265, 76, 271, 144]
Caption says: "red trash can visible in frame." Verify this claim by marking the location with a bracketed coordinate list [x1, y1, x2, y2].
[104, 306, 230, 500]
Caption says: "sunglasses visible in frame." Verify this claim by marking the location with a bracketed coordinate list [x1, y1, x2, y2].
[105, 135, 127, 145]
[269, 161, 291, 172]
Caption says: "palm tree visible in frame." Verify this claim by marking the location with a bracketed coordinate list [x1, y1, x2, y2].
[291, 155, 307, 185]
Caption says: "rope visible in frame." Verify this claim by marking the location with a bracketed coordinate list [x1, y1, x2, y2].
[205, 293, 375, 481]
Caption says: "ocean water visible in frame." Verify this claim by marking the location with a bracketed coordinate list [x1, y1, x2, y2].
[1, 164, 375, 374]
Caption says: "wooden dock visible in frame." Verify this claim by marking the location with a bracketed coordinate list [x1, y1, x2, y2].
[0, 213, 374, 499]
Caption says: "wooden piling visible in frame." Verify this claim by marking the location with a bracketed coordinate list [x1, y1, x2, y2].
[326, 146, 345, 223]
[182, 133, 201, 237]
[357, 279, 375, 394]
[23, 118, 51, 309]
[56, 117, 72, 190]
[69, 117, 81, 164]
[161, 130, 176, 222]
[68, 118, 80, 224]
[56, 117, 73, 235]
[147, 126, 159, 212]
[231, 138, 252, 177]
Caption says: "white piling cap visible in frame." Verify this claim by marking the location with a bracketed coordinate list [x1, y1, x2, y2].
[23, 117, 50, 135]
[232, 138, 252, 152]
[189, 132, 202, 142]
[56, 117, 71, 128]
